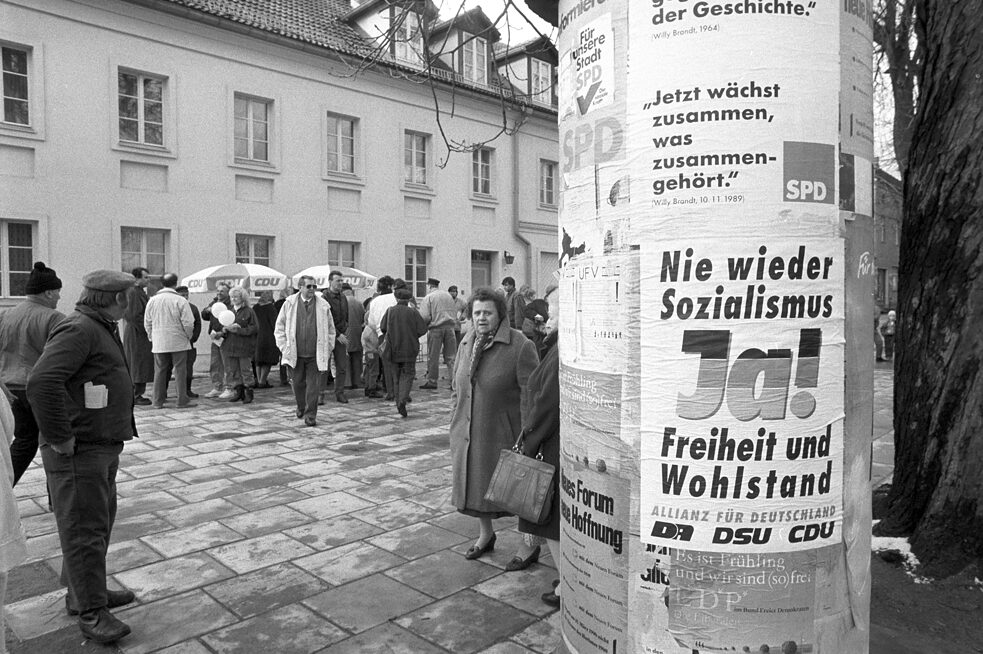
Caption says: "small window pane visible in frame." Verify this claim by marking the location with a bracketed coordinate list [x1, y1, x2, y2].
[143, 78, 162, 101]
[119, 97, 138, 119]
[144, 123, 163, 146]
[118, 72, 137, 96]
[254, 238, 270, 259]
[3, 72, 27, 100]
[144, 101, 162, 123]
[121, 228, 141, 252]
[121, 252, 141, 272]
[119, 119, 139, 142]
[254, 121, 268, 141]
[234, 97, 247, 117]
[7, 223, 32, 247]
[234, 117, 248, 139]
[9, 248, 32, 272]
[3, 99, 28, 124]
[145, 254, 165, 274]
[235, 138, 249, 158]
[253, 142, 268, 161]
[145, 230, 166, 253]
[2, 49, 27, 74]
[253, 101, 268, 122]
[8, 274, 29, 297]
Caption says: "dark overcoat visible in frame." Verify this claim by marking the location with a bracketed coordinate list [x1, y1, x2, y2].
[449, 319, 538, 517]
[517, 330, 560, 539]
[122, 286, 153, 383]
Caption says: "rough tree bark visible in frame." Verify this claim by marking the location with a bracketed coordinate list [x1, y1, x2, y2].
[876, 0, 983, 577]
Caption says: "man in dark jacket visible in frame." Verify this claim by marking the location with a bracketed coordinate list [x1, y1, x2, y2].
[27, 270, 139, 645]
[0, 262, 65, 485]
[380, 287, 427, 417]
[322, 270, 350, 403]
[122, 267, 153, 405]
[176, 285, 202, 398]
[342, 283, 364, 389]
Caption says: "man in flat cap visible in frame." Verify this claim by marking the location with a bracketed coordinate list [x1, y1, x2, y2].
[418, 277, 457, 390]
[0, 261, 65, 485]
[27, 270, 138, 644]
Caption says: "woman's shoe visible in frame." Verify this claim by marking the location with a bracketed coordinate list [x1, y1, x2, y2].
[228, 385, 244, 402]
[465, 534, 497, 560]
[505, 545, 541, 571]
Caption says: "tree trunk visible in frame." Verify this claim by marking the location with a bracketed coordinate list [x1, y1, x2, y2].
[877, 0, 983, 577]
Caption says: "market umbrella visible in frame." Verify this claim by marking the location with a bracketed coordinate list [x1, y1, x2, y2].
[291, 265, 377, 293]
[180, 263, 288, 293]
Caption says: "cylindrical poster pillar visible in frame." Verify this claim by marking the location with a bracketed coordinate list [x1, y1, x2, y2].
[554, 0, 875, 652]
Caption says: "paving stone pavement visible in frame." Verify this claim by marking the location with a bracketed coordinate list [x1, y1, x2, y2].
[4, 364, 896, 653]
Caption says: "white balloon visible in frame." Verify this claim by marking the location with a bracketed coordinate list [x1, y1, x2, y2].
[218, 310, 236, 327]
[210, 302, 227, 316]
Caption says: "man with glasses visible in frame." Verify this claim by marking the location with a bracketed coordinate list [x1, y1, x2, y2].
[274, 276, 336, 427]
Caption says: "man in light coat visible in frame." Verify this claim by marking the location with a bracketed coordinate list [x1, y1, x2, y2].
[144, 273, 195, 409]
[274, 275, 336, 427]
[418, 277, 458, 390]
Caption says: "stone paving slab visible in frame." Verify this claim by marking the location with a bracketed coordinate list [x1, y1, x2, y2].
[5, 368, 896, 653]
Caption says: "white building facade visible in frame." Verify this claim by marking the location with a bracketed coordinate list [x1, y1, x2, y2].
[0, 0, 559, 306]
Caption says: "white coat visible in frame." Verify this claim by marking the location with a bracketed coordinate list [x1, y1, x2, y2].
[274, 293, 336, 371]
[143, 288, 195, 354]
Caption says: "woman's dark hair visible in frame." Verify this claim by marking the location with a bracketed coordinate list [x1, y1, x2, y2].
[467, 287, 507, 324]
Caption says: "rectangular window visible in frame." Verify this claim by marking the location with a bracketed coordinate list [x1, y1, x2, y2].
[2, 46, 30, 125]
[405, 246, 429, 298]
[394, 11, 422, 63]
[0, 221, 34, 297]
[472, 148, 492, 195]
[121, 227, 167, 275]
[326, 113, 356, 174]
[235, 234, 272, 267]
[234, 94, 271, 162]
[328, 241, 358, 268]
[540, 159, 556, 205]
[462, 36, 487, 84]
[530, 59, 553, 104]
[404, 131, 428, 185]
[875, 268, 886, 305]
[117, 70, 164, 146]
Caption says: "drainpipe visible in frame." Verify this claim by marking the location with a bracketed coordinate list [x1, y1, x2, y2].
[511, 107, 533, 285]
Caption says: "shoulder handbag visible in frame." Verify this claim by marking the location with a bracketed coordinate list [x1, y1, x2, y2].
[484, 432, 556, 524]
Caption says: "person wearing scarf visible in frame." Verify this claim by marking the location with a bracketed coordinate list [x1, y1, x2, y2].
[448, 287, 539, 560]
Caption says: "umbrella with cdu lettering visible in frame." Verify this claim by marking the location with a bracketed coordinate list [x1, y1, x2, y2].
[180, 263, 288, 294]
[291, 265, 378, 298]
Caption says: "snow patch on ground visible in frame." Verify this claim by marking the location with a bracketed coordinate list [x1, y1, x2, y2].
[871, 520, 932, 583]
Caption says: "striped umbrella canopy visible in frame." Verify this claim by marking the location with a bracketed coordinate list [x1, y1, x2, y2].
[181, 263, 288, 293]
[291, 265, 377, 292]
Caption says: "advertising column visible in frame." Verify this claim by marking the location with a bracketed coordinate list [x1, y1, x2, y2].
[556, 0, 872, 652]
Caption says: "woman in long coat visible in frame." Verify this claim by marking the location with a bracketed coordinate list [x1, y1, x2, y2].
[449, 287, 539, 559]
[252, 290, 280, 388]
[220, 286, 258, 403]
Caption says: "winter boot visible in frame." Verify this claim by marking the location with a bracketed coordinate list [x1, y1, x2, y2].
[242, 386, 254, 404]
[228, 384, 244, 402]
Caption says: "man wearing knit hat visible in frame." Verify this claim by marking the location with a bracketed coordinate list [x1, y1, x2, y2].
[0, 262, 65, 485]
[27, 269, 138, 644]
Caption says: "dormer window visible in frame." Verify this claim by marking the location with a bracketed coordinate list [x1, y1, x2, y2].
[394, 10, 423, 63]
[530, 59, 553, 103]
[462, 36, 487, 84]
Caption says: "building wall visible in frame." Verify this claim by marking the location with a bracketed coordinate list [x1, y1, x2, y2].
[0, 0, 559, 308]
[873, 168, 901, 310]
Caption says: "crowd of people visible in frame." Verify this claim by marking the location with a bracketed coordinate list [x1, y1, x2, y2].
[0, 262, 562, 646]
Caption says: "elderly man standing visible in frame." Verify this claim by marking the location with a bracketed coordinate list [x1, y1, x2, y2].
[144, 273, 195, 409]
[418, 278, 458, 390]
[27, 270, 139, 644]
[201, 283, 232, 399]
[274, 275, 335, 427]
[0, 262, 65, 485]
[342, 283, 364, 390]
[122, 268, 154, 405]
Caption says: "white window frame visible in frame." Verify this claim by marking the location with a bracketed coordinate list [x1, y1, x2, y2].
[0, 220, 36, 299]
[472, 147, 493, 197]
[325, 112, 357, 176]
[539, 159, 557, 206]
[328, 241, 359, 268]
[117, 69, 166, 148]
[530, 58, 553, 104]
[405, 245, 430, 299]
[462, 35, 487, 84]
[0, 37, 45, 140]
[235, 234, 273, 267]
[234, 93, 272, 164]
[394, 10, 423, 64]
[404, 130, 430, 187]
[121, 226, 168, 276]
[1, 45, 30, 127]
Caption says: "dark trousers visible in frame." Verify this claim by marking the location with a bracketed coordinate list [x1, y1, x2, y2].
[382, 357, 395, 398]
[331, 341, 347, 395]
[884, 334, 895, 360]
[9, 389, 40, 486]
[346, 350, 363, 388]
[392, 360, 416, 405]
[426, 326, 457, 384]
[42, 441, 123, 613]
[289, 357, 323, 419]
[186, 347, 197, 391]
[364, 353, 381, 392]
[153, 351, 189, 406]
[133, 382, 147, 397]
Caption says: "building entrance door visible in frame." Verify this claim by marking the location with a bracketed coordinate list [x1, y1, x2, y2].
[471, 250, 492, 290]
